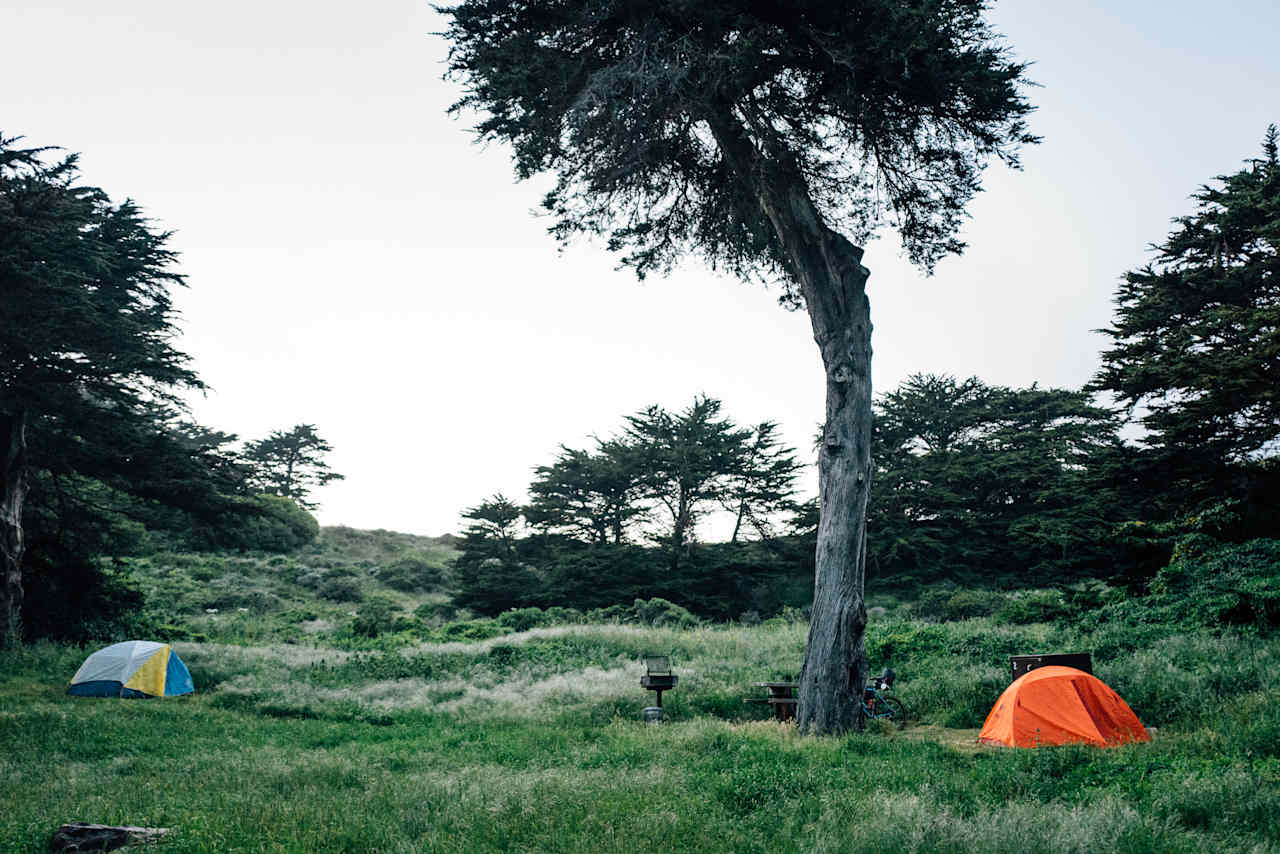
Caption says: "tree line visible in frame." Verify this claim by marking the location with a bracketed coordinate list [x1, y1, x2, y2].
[452, 126, 1280, 620]
[452, 396, 808, 618]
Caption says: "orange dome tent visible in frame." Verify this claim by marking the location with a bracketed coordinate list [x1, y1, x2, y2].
[979, 666, 1150, 748]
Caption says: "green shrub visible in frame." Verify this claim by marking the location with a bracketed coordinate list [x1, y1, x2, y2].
[912, 587, 1005, 621]
[542, 606, 583, 624]
[1085, 536, 1280, 633]
[318, 575, 363, 602]
[414, 600, 459, 624]
[1062, 579, 1125, 613]
[186, 559, 224, 582]
[496, 607, 554, 633]
[995, 589, 1072, 625]
[377, 553, 445, 592]
[352, 595, 401, 638]
[439, 619, 504, 641]
[633, 597, 701, 628]
[200, 589, 282, 612]
[154, 623, 207, 643]
[209, 494, 320, 553]
[198, 574, 282, 612]
[586, 604, 632, 623]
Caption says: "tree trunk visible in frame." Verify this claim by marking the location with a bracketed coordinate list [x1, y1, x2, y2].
[0, 409, 28, 648]
[670, 497, 690, 573]
[730, 498, 745, 544]
[707, 110, 872, 733]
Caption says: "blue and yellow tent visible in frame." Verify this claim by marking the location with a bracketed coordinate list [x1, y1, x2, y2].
[67, 641, 194, 698]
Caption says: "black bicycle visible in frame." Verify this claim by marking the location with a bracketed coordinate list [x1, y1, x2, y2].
[861, 667, 907, 729]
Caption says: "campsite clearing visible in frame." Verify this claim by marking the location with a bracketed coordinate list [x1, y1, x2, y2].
[2, 620, 1279, 853]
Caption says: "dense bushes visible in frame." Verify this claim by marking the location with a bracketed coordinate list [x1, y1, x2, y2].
[317, 574, 363, 602]
[195, 495, 320, 553]
[352, 595, 403, 638]
[376, 553, 445, 592]
[1084, 537, 1280, 633]
[453, 537, 803, 620]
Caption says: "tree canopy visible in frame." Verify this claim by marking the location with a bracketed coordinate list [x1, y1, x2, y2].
[526, 441, 646, 545]
[442, 0, 1037, 283]
[0, 134, 333, 644]
[1091, 125, 1280, 515]
[868, 374, 1129, 583]
[243, 424, 345, 511]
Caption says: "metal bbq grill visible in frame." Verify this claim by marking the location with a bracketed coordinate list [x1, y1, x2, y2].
[640, 654, 678, 721]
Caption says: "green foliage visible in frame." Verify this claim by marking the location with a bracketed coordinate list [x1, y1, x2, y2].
[0, 134, 201, 408]
[526, 540, 662, 611]
[993, 589, 1072, 626]
[241, 424, 344, 511]
[868, 374, 1132, 584]
[526, 442, 647, 545]
[620, 397, 755, 567]
[317, 575, 363, 603]
[199, 576, 283, 613]
[352, 595, 401, 638]
[438, 618, 503, 641]
[203, 494, 320, 553]
[631, 597, 701, 629]
[458, 395, 810, 618]
[21, 559, 161, 644]
[1088, 537, 1280, 633]
[581, 597, 701, 629]
[495, 607, 557, 633]
[911, 587, 1006, 621]
[452, 495, 536, 616]
[376, 553, 444, 592]
[453, 556, 539, 616]
[441, 0, 1037, 279]
[414, 600, 459, 624]
[1091, 125, 1280, 510]
[723, 421, 804, 543]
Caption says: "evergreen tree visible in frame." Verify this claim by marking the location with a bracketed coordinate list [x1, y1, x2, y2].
[724, 421, 804, 544]
[0, 135, 202, 646]
[242, 424, 344, 511]
[622, 397, 752, 571]
[526, 440, 646, 544]
[440, 0, 1037, 731]
[869, 375, 1127, 582]
[452, 493, 537, 614]
[1091, 125, 1280, 518]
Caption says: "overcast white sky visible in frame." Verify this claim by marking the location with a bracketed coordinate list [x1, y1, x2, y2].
[5, 1, 1278, 536]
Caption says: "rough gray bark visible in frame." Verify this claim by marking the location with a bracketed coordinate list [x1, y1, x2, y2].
[706, 109, 872, 733]
[1, 409, 28, 649]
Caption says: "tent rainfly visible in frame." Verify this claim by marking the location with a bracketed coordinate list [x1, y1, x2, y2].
[979, 666, 1150, 748]
[67, 641, 194, 698]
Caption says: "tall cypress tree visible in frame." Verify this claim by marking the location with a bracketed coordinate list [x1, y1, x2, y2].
[439, 1, 1036, 730]
[0, 135, 202, 646]
[1091, 126, 1280, 521]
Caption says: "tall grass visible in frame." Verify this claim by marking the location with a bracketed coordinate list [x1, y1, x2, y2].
[3, 615, 1279, 853]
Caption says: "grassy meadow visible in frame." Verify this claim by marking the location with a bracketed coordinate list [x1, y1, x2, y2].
[4, 591, 1280, 852]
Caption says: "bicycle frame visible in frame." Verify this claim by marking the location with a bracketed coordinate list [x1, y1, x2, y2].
[861, 686, 896, 721]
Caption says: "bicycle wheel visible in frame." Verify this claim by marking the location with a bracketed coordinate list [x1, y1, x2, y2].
[879, 695, 908, 729]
